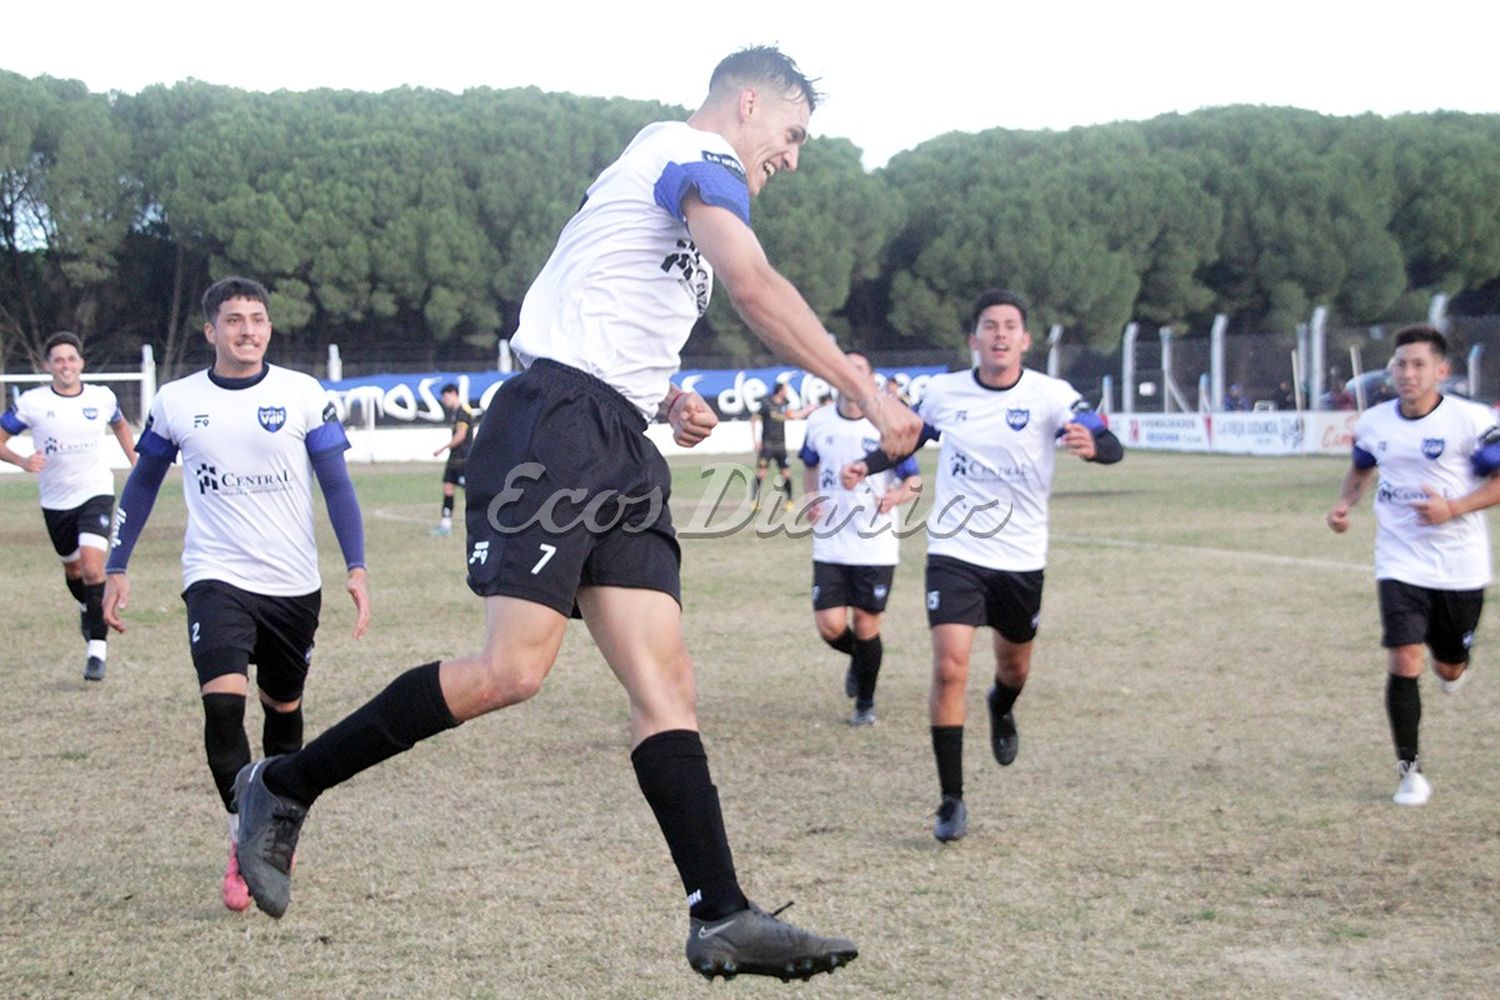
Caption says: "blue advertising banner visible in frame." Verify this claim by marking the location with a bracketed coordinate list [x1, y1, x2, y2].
[321, 366, 949, 424]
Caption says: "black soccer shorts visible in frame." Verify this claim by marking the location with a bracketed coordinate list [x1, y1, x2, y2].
[442, 457, 467, 487]
[41, 494, 115, 559]
[924, 553, 1044, 643]
[812, 561, 896, 613]
[463, 359, 681, 617]
[1378, 578, 1484, 666]
[181, 580, 321, 701]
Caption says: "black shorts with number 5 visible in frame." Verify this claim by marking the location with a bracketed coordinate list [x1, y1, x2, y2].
[463, 359, 681, 617]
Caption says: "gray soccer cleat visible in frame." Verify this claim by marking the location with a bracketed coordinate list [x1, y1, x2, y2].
[987, 686, 1018, 766]
[232, 758, 308, 918]
[686, 901, 858, 982]
[83, 656, 106, 682]
[933, 795, 967, 843]
[849, 704, 877, 727]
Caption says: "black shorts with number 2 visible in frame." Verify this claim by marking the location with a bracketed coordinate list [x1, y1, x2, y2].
[463, 359, 681, 617]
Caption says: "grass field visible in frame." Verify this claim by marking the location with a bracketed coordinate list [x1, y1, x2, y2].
[2, 450, 1498, 999]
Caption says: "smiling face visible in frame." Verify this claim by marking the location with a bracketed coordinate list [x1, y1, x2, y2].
[45, 343, 85, 393]
[1388, 340, 1448, 412]
[205, 295, 272, 377]
[733, 85, 811, 197]
[970, 304, 1032, 385]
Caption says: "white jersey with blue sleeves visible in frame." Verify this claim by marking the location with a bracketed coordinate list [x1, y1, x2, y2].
[801, 404, 917, 566]
[1352, 396, 1499, 590]
[921, 368, 1093, 572]
[3, 383, 122, 509]
[510, 121, 751, 419]
[134, 365, 348, 596]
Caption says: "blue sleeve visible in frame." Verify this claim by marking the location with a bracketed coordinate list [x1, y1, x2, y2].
[862, 423, 941, 474]
[654, 161, 751, 226]
[799, 442, 820, 466]
[1471, 428, 1500, 477]
[311, 447, 365, 571]
[1352, 444, 1378, 470]
[305, 399, 350, 456]
[135, 427, 179, 462]
[109, 407, 125, 425]
[1, 409, 27, 433]
[894, 456, 921, 479]
[106, 450, 173, 573]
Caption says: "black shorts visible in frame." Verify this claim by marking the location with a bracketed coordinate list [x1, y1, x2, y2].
[924, 553, 1044, 643]
[1378, 579, 1483, 665]
[756, 447, 789, 471]
[442, 457, 467, 487]
[41, 495, 115, 559]
[463, 359, 681, 617]
[812, 561, 896, 613]
[182, 580, 322, 701]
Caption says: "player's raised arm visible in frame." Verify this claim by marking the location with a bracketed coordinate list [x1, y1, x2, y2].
[683, 197, 921, 458]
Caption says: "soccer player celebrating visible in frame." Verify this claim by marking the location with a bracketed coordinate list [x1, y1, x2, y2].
[845, 289, 1122, 842]
[1327, 324, 1500, 806]
[228, 47, 921, 980]
[800, 351, 921, 725]
[102, 276, 370, 910]
[430, 382, 475, 536]
[0, 332, 138, 681]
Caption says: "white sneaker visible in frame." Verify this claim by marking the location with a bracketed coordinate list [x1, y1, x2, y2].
[1436, 669, 1468, 695]
[1393, 760, 1431, 806]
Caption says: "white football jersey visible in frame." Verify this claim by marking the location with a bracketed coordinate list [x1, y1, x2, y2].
[2, 383, 121, 509]
[511, 121, 751, 419]
[801, 404, 919, 566]
[920, 368, 1091, 572]
[136, 366, 348, 595]
[1353, 396, 1497, 589]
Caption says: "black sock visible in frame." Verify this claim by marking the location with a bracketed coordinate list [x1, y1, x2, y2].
[822, 627, 855, 656]
[631, 729, 748, 921]
[990, 679, 1023, 718]
[852, 634, 882, 708]
[264, 661, 458, 806]
[1386, 674, 1421, 763]
[441, 494, 454, 518]
[262, 703, 305, 757]
[82, 582, 107, 642]
[65, 575, 87, 607]
[780, 477, 793, 502]
[203, 693, 251, 812]
[932, 725, 963, 800]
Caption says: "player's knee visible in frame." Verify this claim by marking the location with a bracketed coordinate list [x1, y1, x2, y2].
[470, 650, 550, 710]
[815, 619, 846, 642]
[932, 655, 968, 689]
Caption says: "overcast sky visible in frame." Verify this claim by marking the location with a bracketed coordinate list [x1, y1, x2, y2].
[6, 1, 1496, 168]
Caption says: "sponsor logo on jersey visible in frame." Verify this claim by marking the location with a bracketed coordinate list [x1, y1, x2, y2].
[1006, 408, 1030, 431]
[258, 406, 287, 433]
[660, 239, 712, 316]
[83, 407, 98, 420]
[1376, 481, 1429, 505]
[1422, 437, 1445, 459]
[196, 463, 220, 494]
[700, 150, 747, 182]
[195, 462, 293, 496]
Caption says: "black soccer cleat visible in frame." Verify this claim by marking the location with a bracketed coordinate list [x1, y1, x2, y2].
[933, 795, 968, 843]
[686, 901, 858, 982]
[83, 656, 106, 682]
[987, 686, 1018, 766]
[232, 758, 308, 918]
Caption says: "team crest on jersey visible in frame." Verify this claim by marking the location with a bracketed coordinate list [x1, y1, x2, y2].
[1422, 437, 1445, 459]
[258, 406, 287, 433]
[1006, 408, 1030, 431]
[862, 437, 879, 453]
[82, 407, 98, 420]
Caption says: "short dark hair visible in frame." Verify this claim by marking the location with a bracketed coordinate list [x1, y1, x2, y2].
[970, 289, 1029, 331]
[1393, 323, 1448, 358]
[710, 46, 822, 112]
[44, 331, 84, 359]
[203, 276, 271, 325]
[440, 383, 460, 396]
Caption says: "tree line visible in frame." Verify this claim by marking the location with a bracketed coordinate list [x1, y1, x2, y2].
[3, 69, 1498, 376]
